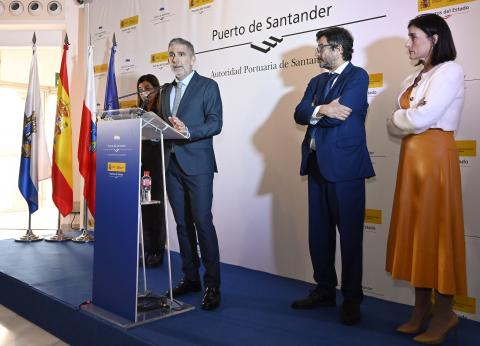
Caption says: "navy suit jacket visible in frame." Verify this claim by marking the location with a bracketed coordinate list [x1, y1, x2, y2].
[294, 62, 375, 182]
[160, 71, 222, 175]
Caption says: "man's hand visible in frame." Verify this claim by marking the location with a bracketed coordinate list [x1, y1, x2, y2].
[318, 97, 352, 121]
[169, 116, 188, 135]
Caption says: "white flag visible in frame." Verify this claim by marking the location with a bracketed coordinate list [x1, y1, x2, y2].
[18, 43, 51, 213]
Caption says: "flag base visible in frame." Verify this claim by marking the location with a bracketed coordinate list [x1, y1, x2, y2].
[15, 229, 43, 242]
[72, 229, 94, 243]
[45, 229, 72, 242]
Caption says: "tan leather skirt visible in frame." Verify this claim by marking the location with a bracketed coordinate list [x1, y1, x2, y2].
[386, 129, 467, 295]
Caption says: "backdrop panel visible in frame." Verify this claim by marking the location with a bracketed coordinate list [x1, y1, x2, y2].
[89, 0, 480, 321]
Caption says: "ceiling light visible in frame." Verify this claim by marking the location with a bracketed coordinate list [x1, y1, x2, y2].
[47, 1, 62, 15]
[28, 1, 43, 16]
[9, 1, 24, 16]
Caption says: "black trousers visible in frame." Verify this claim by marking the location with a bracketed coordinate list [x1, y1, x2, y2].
[141, 140, 166, 255]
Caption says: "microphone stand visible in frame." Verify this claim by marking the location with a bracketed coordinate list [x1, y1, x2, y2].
[101, 83, 172, 119]
[118, 83, 172, 101]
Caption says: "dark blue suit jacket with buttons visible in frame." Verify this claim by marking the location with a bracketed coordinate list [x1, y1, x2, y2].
[294, 62, 375, 182]
[160, 71, 222, 175]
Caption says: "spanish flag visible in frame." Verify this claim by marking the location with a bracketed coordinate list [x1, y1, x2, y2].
[52, 38, 73, 217]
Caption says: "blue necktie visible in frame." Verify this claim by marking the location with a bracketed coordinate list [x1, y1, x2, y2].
[172, 81, 183, 116]
[309, 72, 339, 149]
[321, 72, 338, 101]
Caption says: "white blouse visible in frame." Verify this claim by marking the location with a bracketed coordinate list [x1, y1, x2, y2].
[387, 61, 465, 137]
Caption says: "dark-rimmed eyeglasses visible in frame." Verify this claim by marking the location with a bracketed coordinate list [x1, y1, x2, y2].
[315, 44, 334, 54]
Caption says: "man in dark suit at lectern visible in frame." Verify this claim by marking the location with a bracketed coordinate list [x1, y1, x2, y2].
[292, 27, 375, 325]
[159, 38, 223, 310]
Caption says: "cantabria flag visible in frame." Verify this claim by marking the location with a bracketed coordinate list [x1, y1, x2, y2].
[78, 45, 97, 215]
[18, 42, 51, 214]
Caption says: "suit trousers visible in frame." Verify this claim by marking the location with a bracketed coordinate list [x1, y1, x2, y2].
[307, 154, 365, 304]
[166, 154, 220, 288]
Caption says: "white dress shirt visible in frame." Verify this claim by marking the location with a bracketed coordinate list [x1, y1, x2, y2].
[169, 70, 195, 138]
[169, 70, 195, 111]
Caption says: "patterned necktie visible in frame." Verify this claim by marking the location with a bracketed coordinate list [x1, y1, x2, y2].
[172, 81, 183, 116]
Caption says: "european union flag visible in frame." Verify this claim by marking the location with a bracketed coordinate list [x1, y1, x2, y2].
[104, 36, 119, 111]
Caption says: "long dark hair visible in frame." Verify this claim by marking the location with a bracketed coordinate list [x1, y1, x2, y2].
[137, 74, 160, 113]
[408, 13, 456, 66]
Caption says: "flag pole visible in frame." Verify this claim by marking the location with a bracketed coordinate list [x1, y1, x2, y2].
[46, 33, 73, 242]
[15, 32, 45, 243]
[73, 200, 94, 242]
[73, 0, 94, 244]
[45, 211, 72, 242]
[51, 33, 74, 235]
[15, 212, 43, 242]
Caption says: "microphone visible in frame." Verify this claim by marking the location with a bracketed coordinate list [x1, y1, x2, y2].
[139, 82, 173, 111]
[139, 90, 151, 101]
[159, 82, 173, 89]
[114, 82, 171, 101]
[139, 82, 174, 99]
[101, 82, 172, 119]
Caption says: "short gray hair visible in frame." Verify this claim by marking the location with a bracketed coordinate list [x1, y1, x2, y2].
[168, 38, 195, 55]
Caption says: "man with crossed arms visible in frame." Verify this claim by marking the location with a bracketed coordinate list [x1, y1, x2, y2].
[292, 27, 375, 325]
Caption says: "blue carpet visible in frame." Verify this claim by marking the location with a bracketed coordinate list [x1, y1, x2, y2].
[0, 238, 478, 346]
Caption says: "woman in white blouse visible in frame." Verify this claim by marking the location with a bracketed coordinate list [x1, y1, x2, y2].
[386, 13, 466, 344]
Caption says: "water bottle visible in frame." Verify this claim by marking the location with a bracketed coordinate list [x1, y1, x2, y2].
[141, 171, 152, 202]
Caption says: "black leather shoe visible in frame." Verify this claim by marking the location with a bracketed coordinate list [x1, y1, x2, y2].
[340, 300, 361, 325]
[166, 278, 201, 297]
[291, 291, 336, 309]
[146, 253, 163, 267]
[201, 287, 221, 310]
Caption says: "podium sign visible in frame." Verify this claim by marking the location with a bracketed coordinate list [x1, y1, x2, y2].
[85, 109, 193, 327]
[93, 118, 141, 322]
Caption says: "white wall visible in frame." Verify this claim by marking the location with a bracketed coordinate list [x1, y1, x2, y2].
[44, 0, 480, 320]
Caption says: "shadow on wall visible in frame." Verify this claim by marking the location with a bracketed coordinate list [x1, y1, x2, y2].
[252, 45, 321, 281]
[362, 35, 414, 227]
[361, 35, 418, 301]
[251, 36, 413, 283]
[364, 36, 413, 151]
